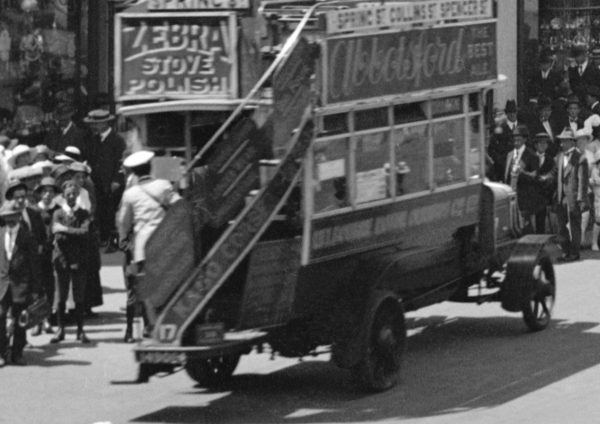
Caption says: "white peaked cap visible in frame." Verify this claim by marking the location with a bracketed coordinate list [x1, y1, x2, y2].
[123, 150, 155, 168]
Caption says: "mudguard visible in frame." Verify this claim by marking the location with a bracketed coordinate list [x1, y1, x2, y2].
[501, 234, 555, 312]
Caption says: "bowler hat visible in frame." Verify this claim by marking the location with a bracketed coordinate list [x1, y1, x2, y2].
[571, 44, 588, 57]
[537, 96, 552, 109]
[504, 100, 517, 114]
[55, 103, 76, 120]
[5, 179, 27, 200]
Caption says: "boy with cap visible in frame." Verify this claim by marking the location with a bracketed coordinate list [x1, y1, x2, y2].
[50, 180, 92, 343]
[116, 150, 180, 342]
[0, 200, 40, 366]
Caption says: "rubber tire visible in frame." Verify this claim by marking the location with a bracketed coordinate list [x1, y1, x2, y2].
[351, 301, 406, 392]
[522, 254, 556, 332]
[185, 354, 241, 387]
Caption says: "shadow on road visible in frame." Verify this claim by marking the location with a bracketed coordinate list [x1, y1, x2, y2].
[131, 315, 600, 423]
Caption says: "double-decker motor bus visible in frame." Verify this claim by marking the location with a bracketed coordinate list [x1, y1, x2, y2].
[115, 0, 557, 392]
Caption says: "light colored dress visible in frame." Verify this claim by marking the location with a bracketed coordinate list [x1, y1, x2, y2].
[589, 165, 600, 223]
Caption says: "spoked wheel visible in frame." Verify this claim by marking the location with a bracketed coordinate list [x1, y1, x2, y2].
[185, 354, 241, 387]
[351, 301, 406, 392]
[522, 254, 556, 332]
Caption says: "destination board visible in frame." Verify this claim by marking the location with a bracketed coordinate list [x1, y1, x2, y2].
[326, 0, 493, 34]
[324, 21, 496, 105]
[147, 0, 251, 10]
[115, 12, 238, 101]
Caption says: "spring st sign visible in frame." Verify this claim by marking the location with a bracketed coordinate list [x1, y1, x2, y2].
[115, 12, 238, 101]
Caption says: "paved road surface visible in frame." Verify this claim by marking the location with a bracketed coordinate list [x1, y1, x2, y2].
[2, 251, 600, 424]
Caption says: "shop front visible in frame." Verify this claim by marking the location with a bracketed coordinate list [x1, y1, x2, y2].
[0, 0, 88, 143]
[518, 0, 600, 104]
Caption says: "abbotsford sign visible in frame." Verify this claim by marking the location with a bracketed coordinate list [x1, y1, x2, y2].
[324, 22, 497, 104]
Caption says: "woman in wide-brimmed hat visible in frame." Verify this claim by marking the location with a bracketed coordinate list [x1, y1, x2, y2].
[7, 144, 34, 170]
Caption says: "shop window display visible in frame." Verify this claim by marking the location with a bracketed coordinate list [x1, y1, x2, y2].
[0, 0, 80, 145]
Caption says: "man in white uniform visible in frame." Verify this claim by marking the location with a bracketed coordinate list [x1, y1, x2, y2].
[116, 150, 180, 342]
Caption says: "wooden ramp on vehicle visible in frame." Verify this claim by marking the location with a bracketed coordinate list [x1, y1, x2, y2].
[152, 113, 314, 344]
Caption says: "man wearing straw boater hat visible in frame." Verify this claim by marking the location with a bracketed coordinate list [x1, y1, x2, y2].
[554, 128, 589, 262]
[0, 200, 40, 366]
[84, 109, 125, 251]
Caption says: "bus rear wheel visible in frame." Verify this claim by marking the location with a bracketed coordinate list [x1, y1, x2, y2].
[185, 354, 241, 387]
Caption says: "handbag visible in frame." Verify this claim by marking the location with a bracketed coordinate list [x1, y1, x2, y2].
[18, 297, 52, 329]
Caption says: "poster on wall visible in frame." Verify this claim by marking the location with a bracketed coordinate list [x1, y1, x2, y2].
[115, 12, 238, 101]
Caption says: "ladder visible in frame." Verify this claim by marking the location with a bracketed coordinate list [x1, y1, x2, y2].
[150, 3, 323, 345]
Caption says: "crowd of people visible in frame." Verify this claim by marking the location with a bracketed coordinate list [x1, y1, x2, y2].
[487, 45, 600, 262]
[0, 103, 167, 367]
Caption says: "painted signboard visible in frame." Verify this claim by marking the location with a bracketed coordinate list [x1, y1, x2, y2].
[324, 21, 496, 105]
[272, 37, 315, 151]
[310, 184, 480, 261]
[326, 0, 493, 34]
[115, 12, 238, 101]
[238, 238, 301, 329]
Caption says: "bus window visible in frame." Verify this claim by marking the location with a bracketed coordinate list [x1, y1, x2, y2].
[432, 119, 466, 187]
[469, 92, 481, 112]
[321, 113, 349, 136]
[393, 124, 429, 195]
[354, 131, 391, 204]
[313, 138, 349, 213]
[355, 107, 388, 131]
[469, 115, 483, 179]
[431, 96, 463, 118]
[394, 102, 426, 124]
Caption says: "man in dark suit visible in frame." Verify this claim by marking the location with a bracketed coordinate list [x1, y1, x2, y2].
[504, 125, 539, 233]
[527, 52, 563, 101]
[565, 96, 587, 133]
[488, 100, 522, 181]
[0, 200, 39, 366]
[568, 45, 600, 102]
[45, 104, 88, 159]
[83, 109, 126, 248]
[553, 128, 590, 262]
[527, 96, 567, 157]
[532, 133, 557, 233]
